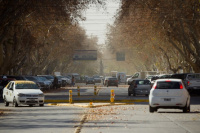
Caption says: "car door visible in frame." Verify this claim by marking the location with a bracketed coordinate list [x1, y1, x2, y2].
[7, 82, 14, 102]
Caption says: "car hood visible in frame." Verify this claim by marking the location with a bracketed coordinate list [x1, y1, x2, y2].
[16, 89, 43, 94]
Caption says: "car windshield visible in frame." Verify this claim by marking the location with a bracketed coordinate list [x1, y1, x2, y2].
[156, 81, 181, 89]
[16, 83, 39, 89]
[36, 77, 47, 81]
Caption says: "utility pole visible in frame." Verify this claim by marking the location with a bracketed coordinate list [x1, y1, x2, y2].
[99, 59, 104, 76]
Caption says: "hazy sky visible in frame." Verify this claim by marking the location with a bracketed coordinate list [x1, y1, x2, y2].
[79, 0, 121, 44]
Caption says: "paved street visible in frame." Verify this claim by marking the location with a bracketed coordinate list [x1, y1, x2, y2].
[0, 84, 200, 133]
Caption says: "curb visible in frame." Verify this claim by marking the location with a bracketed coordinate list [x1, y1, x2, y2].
[48, 103, 134, 108]
[45, 99, 149, 103]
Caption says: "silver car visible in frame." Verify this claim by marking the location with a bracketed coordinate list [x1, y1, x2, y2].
[128, 79, 151, 96]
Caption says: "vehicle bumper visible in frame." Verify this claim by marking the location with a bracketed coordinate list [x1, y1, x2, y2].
[17, 97, 44, 105]
[149, 96, 187, 108]
[135, 89, 149, 95]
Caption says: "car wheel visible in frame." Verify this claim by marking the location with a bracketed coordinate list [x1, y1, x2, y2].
[128, 91, 131, 96]
[187, 104, 190, 113]
[39, 104, 44, 107]
[29, 105, 33, 107]
[4, 97, 9, 107]
[149, 106, 155, 113]
[13, 98, 18, 107]
[145, 94, 149, 97]
[183, 103, 189, 113]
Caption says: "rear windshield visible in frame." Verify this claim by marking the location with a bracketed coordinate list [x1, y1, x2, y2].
[156, 81, 181, 89]
[135, 80, 151, 85]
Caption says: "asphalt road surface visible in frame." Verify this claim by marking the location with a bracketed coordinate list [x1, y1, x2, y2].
[0, 83, 200, 133]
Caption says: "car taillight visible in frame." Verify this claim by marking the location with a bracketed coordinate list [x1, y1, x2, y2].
[165, 80, 171, 82]
[187, 81, 190, 86]
[154, 85, 157, 89]
[180, 84, 183, 89]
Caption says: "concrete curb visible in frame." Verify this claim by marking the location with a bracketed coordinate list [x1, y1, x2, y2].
[45, 99, 149, 103]
[48, 102, 134, 108]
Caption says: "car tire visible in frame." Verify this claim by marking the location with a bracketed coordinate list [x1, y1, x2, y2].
[4, 97, 9, 107]
[13, 98, 18, 107]
[183, 103, 189, 113]
[128, 91, 131, 96]
[149, 106, 155, 113]
[39, 104, 44, 107]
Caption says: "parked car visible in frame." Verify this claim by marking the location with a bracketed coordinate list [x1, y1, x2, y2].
[35, 76, 52, 90]
[185, 73, 200, 92]
[3, 80, 44, 107]
[128, 79, 151, 96]
[105, 77, 118, 87]
[149, 79, 190, 113]
[24, 76, 46, 90]
[86, 77, 95, 85]
[37, 75, 54, 83]
[93, 75, 101, 83]
[6, 75, 26, 80]
[56, 76, 67, 87]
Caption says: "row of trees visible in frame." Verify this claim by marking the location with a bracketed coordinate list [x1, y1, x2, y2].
[0, 0, 105, 75]
[106, 0, 200, 73]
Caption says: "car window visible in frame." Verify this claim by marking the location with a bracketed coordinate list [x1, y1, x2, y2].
[16, 83, 39, 89]
[7, 82, 12, 89]
[136, 80, 150, 85]
[187, 74, 200, 80]
[156, 81, 181, 89]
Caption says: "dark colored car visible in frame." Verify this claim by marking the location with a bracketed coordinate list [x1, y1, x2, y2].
[86, 77, 95, 85]
[106, 77, 118, 87]
[6, 75, 26, 80]
[171, 73, 190, 87]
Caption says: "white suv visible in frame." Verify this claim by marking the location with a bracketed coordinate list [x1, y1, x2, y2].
[149, 79, 190, 113]
[3, 80, 44, 107]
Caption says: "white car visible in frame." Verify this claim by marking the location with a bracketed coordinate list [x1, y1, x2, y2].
[149, 79, 190, 113]
[3, 80, 45, 107]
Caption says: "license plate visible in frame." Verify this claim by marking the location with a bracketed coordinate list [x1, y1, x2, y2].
[164, 98, 171, 101]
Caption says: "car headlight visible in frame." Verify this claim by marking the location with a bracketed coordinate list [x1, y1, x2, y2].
[18, 93, 26, 97]
[39, 94, 44, 97]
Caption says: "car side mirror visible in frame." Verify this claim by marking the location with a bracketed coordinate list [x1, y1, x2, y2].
[9, 87, 13, 90]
